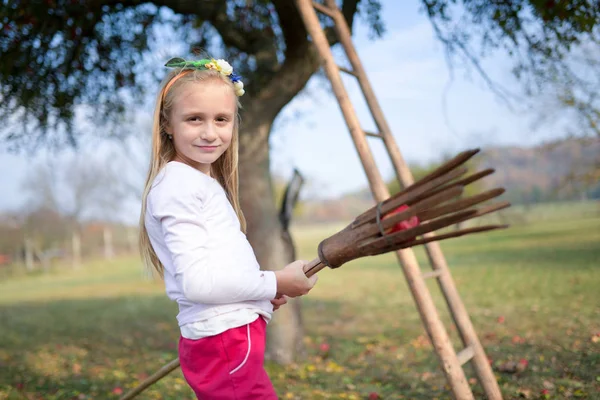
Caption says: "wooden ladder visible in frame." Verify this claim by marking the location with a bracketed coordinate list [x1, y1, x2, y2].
[294, 1, 503, 399]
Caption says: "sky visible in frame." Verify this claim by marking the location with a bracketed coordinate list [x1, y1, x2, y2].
[0, 1, 570, 216]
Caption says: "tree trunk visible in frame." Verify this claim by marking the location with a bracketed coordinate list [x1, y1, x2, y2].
[72, 230, 81, 268]
[40, 253, 51, 273]
[234, 37, 323, 364]
[238, 114, 305, 364]
[103, 225, 114, 260]
[127, 228, 137, 254]
[24, 236, 34, 272]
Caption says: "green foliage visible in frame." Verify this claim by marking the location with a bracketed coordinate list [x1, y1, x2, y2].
[422, 0, 600, 136]
[1, 1, 599, 150]
[0, 2, 164, 147]
[0, 202, 598, 399]
[0, 0, 384, 150]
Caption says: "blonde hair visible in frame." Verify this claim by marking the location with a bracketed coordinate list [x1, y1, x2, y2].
[138, 68, 246, 278]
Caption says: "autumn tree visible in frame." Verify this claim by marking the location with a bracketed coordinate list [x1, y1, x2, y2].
[1, 0, 598, 363]
[22, 153, 126, 266]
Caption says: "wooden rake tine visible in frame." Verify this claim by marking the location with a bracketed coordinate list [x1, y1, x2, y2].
[392, 224, 509, 251]
[376, 201, 512, 255]
[359, 209, 478, 253]
[405, 148, 480, 191]
[417, 188, 505, 221]
[361, 185, 464, 237]
[352, 165, 469, 228]
[408, 168, 495, 206]
[452, 201, 512, 224]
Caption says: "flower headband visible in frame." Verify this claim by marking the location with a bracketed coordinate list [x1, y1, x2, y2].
[164, 57, 245, 97]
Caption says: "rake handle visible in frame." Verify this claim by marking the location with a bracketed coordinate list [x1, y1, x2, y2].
[303, 257, 326, 277]
[119, 357, 181, 400]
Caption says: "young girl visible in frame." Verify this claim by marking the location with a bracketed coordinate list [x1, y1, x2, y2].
[139, 57, 318, 399]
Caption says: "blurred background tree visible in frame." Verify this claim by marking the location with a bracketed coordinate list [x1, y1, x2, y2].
[0, 0, 598, 363]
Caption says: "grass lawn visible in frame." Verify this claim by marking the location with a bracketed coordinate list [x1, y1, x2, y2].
[0, 202, 598, 399]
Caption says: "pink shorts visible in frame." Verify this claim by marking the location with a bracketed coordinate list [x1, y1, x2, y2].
[178, 317, 278, 400]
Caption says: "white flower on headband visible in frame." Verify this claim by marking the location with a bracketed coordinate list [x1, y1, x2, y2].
[233, 81, 244, 96]
[215, 59, 233, 76]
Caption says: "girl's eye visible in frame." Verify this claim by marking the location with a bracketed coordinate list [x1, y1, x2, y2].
[216, 117, 228, 122]
[188, 116, 202, 122]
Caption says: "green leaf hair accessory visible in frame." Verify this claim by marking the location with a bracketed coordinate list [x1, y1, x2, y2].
[164, 57, 244, 97]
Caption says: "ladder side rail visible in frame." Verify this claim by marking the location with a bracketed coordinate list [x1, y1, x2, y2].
[424, 243, 504, 399]
[317, 4, 503, 398]
[295, 1, 475, 398]
[322, 0, 414, 187]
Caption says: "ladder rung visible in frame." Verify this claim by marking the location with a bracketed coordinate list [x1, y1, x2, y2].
[364, 130, 383, 138]
[312, 1, 336, 18]
[338, 65, 358, 77]
[422, 270, 443, 279]
[457, 345, 475, 365]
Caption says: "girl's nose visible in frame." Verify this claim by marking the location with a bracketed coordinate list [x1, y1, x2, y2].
[201, 123, 218, 141]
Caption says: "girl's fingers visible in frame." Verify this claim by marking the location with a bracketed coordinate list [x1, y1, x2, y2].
[271, 296, 288, 309]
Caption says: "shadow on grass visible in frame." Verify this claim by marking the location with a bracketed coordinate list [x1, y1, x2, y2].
[0, 295, 191, 399]
[1, 289, 598, 399]
[446, 240, 600, 267]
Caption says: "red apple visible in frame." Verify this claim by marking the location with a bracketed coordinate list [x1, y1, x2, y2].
[383, 205, 420, 235]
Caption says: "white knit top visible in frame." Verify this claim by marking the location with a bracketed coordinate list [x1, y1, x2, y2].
[144, 161, 277, 338]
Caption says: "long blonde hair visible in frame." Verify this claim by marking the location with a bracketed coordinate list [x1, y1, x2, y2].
[139, 68, 246, 278]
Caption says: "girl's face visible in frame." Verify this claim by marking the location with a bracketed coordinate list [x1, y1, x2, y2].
[166, 80, 237, 175]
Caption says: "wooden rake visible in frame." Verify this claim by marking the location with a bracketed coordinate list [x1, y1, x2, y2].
[301, 147, 510, 277]
[120, 147, 509, 400]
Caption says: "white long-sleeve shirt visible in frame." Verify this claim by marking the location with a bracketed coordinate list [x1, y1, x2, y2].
[145, 161, 277, 338]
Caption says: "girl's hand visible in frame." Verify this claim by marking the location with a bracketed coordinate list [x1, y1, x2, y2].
[274, 260, 318, 298]
[271, 294, 287, 311]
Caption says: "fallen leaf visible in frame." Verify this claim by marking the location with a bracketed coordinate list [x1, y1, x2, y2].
[512, 335, 526, 344]
[543, 380, 555, 390]
[421, 371, 433, 381]
[516, 388, 532, 398]
[496, 359, 527, 373]
[72, 363, 82, 374]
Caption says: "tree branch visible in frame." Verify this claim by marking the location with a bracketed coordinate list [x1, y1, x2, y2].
[250, 0, 364, 120]
[340, 0, 360, 31]
[207, 2, 276, 57]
